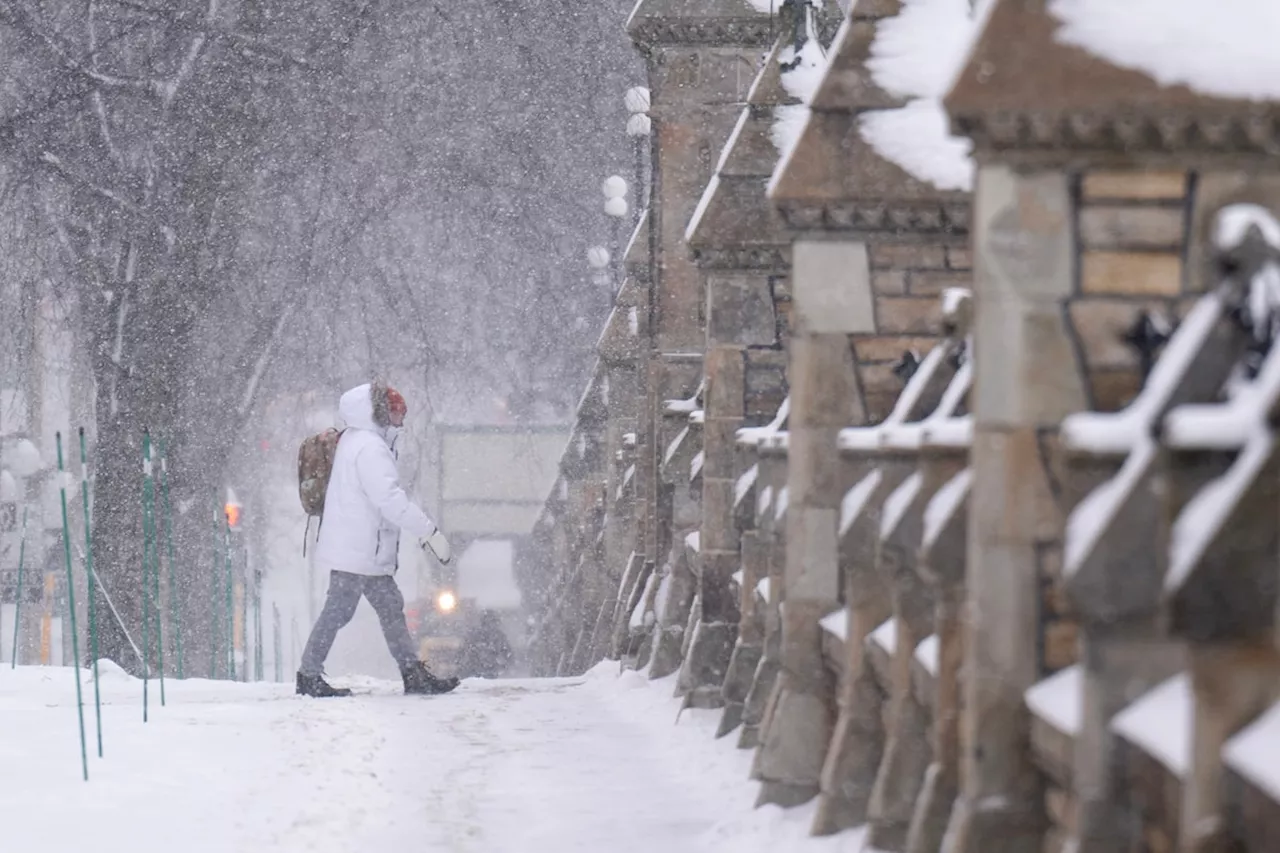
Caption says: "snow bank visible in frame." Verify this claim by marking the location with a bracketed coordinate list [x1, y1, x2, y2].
[584, 661, 869, 853]
[1049, 0, 1280, 102]
[861, 0, 996, 192]
[1111, 673, 1192, 777]
[3, 656, 872, 853]
[1024, 664, 1082, 737]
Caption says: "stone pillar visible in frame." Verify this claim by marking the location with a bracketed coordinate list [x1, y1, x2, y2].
[908, 453, 971, 853]
[677, 346, 742, 704]
[740, 431, 788, 749]
[627, 2, 772, 678]
[754, 238, 868, 807]
[865, 452, 938, 852]
[943, 166, 1086, 853]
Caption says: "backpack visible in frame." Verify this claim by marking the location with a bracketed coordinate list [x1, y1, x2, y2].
[298, 428, 346, 517]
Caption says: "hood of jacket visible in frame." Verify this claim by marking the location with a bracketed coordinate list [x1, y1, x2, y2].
[338, 383, 403, 451]
[338, 384, 378, 432]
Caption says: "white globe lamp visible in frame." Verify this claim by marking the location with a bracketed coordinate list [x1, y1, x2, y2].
[602, 175, 628, 200]
[587, 246, 611, 269]
[626, 114, 652, 138]
[624, 86, 651, 114]
[604, 197, 629, 219]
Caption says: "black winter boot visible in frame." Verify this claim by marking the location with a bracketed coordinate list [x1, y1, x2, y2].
[296, 672, 353, 698]
[401, 661, 460, 695]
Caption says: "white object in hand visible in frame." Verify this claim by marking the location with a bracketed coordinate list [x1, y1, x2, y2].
[423, 528, 452, 565]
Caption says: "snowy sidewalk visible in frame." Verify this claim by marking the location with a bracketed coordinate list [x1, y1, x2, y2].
[0, 663, 864, 852]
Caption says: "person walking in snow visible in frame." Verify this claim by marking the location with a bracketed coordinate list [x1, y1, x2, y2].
[297, 381, 458, 697]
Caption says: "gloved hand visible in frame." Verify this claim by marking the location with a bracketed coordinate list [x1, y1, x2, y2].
[421, 527, 452, 565]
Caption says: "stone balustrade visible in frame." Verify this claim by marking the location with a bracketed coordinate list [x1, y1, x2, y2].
[520, 1, 1280, 851]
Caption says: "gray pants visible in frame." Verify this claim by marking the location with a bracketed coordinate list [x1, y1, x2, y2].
[300, 571, 418, 676]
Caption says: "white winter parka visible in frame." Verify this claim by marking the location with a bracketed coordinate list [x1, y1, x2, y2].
[312, 384, 438, 577]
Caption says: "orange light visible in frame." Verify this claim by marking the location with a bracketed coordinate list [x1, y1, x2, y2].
[224, 503, 242, 529]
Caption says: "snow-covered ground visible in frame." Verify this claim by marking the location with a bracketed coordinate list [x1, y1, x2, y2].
[0, 661, 865, 852]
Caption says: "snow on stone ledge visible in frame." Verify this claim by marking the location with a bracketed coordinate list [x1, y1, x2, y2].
[1061, 292, 1224, 455]
[1217, 203, 1280, 251]
[1024, 664, 1082, 737]
[921, 415, 972, 448]
[1064, 438, 1157, 577]
[840, 469, 884, 537]
[758, 484, 774, 518]
[820, 608, 848, 643]
[1225, 700, 1280, 802]
[860, 102, 974, 192]
[770, 12, 828, 162]
[732, 569, 744, 588]
[738, 398, 790, 448]
[880, 470, 923, 539]
[914, 634, 938, 675]
[860, 0, 997, 193]
[838, 344, 951, 452]
[870, 619, 897, 653]
[755, 577, 771, 603]
[735, 463, 759, 508]
[690, 450, 704, 483]
[923, 466, 971, 550]
[1049, 0, 1280, 102]
[1111, 673, 1192, 778]
[1166, 429, 1274, 593]
[685, 531, 701, 553]
[663, 426, 689, 467]
[1166, 332, 1280, 591]
[774, 485, 790, 521]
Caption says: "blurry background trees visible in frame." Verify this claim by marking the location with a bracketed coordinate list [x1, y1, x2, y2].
[0, 0, 639, 667]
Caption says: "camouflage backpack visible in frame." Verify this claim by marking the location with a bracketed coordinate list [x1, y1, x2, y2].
[297, 428, 346, 517]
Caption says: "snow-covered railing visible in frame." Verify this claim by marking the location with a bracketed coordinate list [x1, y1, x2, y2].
[1053, 203, 1280, 850]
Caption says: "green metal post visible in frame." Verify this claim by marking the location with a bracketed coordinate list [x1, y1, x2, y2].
[159, 440, 183, 679]
[211, 503, 222, 679]
[78, 429, 103, 757]
[141, 431, 152, 721]
[224, 513, 235, 681]
[10, 506, 27, 669]
[146, 438, 165, 706]
[56, 433, 89, 781]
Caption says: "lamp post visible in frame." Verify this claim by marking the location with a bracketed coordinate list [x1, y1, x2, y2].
[624, 86, 651, 217]
[602, 176, 629, 286]
[587, 245, 612, 290]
